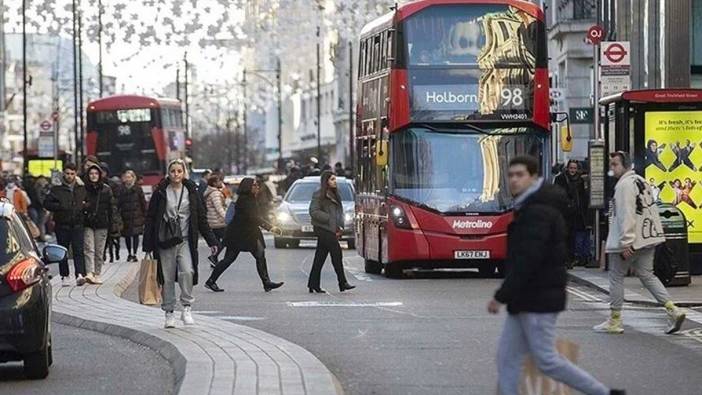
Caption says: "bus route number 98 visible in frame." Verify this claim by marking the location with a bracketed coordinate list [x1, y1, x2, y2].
[500, 87, 524, 108]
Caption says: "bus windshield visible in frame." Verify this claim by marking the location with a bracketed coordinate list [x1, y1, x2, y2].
[93, 109, 161, 175]
[390, 127, 544, 214]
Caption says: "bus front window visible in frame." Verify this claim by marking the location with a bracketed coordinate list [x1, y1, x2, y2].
[390, 127, 544, 214]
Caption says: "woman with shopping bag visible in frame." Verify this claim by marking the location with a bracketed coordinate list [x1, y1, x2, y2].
[143, 159, 218, 329]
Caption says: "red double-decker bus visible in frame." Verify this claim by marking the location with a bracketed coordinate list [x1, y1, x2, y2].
[86, 95, 187, 196]
[355, 0, 549, 277]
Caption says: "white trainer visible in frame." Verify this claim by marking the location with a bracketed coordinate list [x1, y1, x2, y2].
[92, 275, 103, 285]
[181, 306, 195, 326]
[85, 273, 96, 284]
[61, 277, 71, 287]
[666, 308, 686, 335]
[76, 274, 87, 286]
[164, 312, 176, 328]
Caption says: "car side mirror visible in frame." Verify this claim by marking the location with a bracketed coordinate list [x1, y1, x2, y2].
[43, 244, 68, 264]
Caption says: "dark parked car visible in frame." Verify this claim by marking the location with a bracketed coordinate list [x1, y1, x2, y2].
[0, 201, 66, 379]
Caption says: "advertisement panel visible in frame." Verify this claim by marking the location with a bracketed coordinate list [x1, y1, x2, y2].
[644, 111, 702, 243]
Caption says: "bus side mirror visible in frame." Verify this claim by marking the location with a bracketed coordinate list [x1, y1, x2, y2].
[375, 141, 388, 167]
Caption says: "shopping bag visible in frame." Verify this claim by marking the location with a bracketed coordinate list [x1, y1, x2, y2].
[518, 339, 579, 395]
[138, 254, 162, 305]
[24, 217, 41, 239]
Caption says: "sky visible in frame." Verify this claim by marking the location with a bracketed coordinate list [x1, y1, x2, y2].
[3, 0, 247, 95]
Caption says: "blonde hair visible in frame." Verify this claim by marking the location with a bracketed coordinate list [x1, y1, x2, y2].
[167, 159, 189, 180]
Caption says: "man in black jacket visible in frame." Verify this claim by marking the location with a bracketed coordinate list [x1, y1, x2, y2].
[44, 163, 88, 287]
[488, 156, 622, 395]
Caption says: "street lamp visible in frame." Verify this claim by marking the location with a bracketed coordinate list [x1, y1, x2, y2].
[242, 58, 283, 173]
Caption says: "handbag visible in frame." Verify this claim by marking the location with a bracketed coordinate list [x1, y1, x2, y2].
[22, 214, 40, 239]
[138, 253, 161, 305]
[158, 186, 185, 249]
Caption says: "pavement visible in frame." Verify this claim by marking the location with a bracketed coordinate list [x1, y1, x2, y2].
[50, 259, 341, 395]
[117, 238, 702, 395]
[568, 267, 702, 306]
[0, 322, 174, 394]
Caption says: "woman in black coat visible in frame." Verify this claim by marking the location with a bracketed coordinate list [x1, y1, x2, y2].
[118, 170, 147, 262]
[205, 177, 284, 293]
[143, 159, 218, 328]
[307, 171, 355, 293]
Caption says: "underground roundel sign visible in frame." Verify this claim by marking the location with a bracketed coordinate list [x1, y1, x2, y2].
[600, 42, 630, 67]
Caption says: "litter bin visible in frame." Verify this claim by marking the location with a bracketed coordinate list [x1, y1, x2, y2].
[655, 203, 691, 287]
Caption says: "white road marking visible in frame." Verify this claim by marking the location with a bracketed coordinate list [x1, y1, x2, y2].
[216, 316, 267, 321]
[287, 301, 403, 308]
[193, 311, 224, 315]
[346, 267, 373, 282]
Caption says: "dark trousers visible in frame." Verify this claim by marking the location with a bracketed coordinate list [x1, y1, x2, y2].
[125, 234, 140, 255]
[308, 228, 347, 289]
[55, 226, 86, 278]
[208, 240, 271, 284]
[104, 236, 121, 261]
[212, 228, 226, 259]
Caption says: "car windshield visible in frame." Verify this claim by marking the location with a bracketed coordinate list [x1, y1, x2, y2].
[390, 127, 544, 213]
[0, 218, 21, 264]
[286, 182, 354, 203]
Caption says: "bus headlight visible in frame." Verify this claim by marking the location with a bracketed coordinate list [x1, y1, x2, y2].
[277, 211, 292, 224]
[390, 205, 412, 229]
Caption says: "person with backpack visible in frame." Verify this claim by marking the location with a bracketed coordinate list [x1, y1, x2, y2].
[594, 151, 687, 335]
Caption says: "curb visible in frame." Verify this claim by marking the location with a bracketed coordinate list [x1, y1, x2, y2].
[568, 272, 702, 308]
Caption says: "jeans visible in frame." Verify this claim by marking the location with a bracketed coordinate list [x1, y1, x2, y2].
[574, 230, 591, 261]
[608, 247, 672, 310]
[208, 240, 271, 284]
[308, 228, 347, 289]
[497, 313, 609, 395]
[85, 228, 108, 275]
[159, 242, 194, 312]
[55, 226, 86, 278]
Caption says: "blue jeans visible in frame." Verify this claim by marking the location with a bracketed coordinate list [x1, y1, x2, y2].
[55, 226, 86, 278]
[497, 313, 609, 395]
[574, 230, 591, 260]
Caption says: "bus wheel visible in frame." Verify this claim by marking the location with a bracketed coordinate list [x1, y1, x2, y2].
[364, 259, 382, 275]
[478, 263, 497, 277]
[384, 263, 403, 279]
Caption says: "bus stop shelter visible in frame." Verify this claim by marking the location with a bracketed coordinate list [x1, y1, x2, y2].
[599, 89, 702, 275]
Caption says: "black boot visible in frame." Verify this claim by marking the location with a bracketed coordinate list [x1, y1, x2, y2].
[205, 279, 224, 292]
[339, 283, 356, 292]
[264, 281, 284, 292]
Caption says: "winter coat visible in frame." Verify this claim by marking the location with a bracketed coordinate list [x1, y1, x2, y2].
[118, 184, 147, 236]
[204, 186, 227, 230]
[309, 190, 344, 234]
[44, 177, 87, 229]
[554, 172, 588, 230]
[83, 180, 116, 230]
[605, 170, 665, 253]
[494, 182, 569, 314]
[222, 193, 271, 252]
[143, 178, 217, 286]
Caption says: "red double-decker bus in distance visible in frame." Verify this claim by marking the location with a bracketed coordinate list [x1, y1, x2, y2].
[355, 0, 549, 278]
[86, 95, 187, 198]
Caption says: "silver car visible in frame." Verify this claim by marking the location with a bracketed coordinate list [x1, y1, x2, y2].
[273, 176, 355, 249]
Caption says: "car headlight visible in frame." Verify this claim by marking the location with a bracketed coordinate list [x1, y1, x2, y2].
[277, 211, 292, 223]
[344, 212, 354, 223]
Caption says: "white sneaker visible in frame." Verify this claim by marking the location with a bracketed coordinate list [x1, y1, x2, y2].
[164, 312, 176, 328]
[593, 318, 624, 334]
[666, 308, 686, 334]
[85, 273, 96, 284]
[61, 277, 70, 287]
[76, 275, 87, 286]
[92, 275, 103, 285]
[181, 306, 195, 326]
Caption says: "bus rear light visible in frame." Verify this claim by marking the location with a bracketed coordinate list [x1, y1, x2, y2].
[390, 205, 412, 229]
[5, 258, 43, 293]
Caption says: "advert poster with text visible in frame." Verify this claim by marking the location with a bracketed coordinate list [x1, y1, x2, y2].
[644, 111, 702, 243]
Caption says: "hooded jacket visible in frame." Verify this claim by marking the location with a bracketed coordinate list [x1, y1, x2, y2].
[494, 181, 569, 314]
[83, 165, 117, 230]
[44, 175, 87, 228]
[605, 170, 665, 253]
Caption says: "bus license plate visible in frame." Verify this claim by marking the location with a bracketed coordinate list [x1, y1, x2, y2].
[301, 225, 314, 233]
[454, 250, 490, 259]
